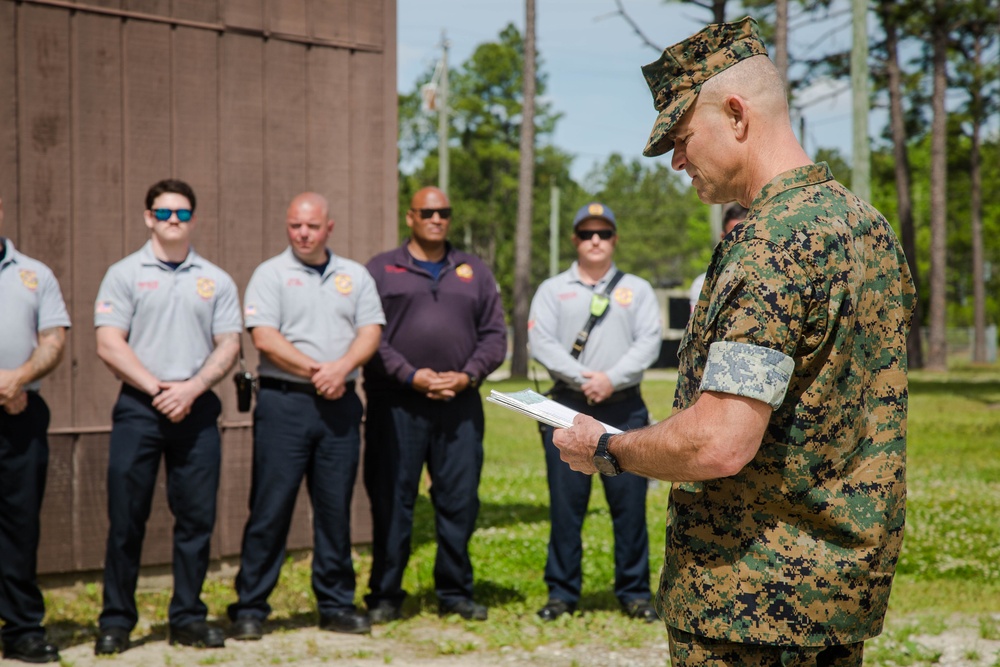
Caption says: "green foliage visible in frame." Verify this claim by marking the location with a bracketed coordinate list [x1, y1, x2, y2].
[871, 135, 1000, 330]
[583, 154, 710, 287]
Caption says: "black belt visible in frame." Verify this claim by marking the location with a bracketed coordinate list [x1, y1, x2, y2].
[120, 383, 157, 401]
[552, 385, 641, 406]
[258, 377, 355, 397]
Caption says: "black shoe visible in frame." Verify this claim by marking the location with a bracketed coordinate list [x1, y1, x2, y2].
[622, 599, 658, 623]
[231, 616, 264, 641]
[169, 621, 226, 648]
[4, 635, 59, 663]
[439, 599, 488, 621]
[319, 608, 371, 635]
[367, 600, 403, 624]
[94, 626, 130, 656]
[537, 598, 576, 621]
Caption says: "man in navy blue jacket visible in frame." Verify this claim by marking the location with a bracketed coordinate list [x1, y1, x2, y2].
[363, 186, 507, 623]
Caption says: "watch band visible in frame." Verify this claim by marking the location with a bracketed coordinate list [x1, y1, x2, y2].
[593, 432, 622, 477]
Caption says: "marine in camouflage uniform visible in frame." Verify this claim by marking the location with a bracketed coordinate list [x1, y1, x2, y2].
[549, 16, 917, 665]
[666, 163, 916, 650]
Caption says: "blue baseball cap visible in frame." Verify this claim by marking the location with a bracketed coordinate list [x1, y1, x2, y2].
[572, 202, 617, 229]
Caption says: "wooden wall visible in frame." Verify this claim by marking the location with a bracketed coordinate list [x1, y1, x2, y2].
[0, 0, 398, 575]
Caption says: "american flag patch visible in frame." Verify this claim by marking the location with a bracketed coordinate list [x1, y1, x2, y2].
[95, 300, 113, 314]
[244, 304, 257, 316]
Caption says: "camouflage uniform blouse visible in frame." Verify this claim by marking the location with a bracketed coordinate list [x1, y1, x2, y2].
[658, 163, 917, 646]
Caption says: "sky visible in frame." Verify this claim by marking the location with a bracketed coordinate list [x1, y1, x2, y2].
[397, 0, 863, 184]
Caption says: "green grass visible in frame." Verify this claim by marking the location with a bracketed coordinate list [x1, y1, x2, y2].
[41, 366, 1000, 662]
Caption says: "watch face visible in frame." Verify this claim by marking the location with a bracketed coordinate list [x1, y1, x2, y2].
[593, 453, 620, 476]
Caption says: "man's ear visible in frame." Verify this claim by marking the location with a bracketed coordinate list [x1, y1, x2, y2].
[725, 94, 749, 141]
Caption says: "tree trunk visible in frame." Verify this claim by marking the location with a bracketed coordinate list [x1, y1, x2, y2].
[970, 35, 986, 364]
[511, 0, 537, 379]
[926, 0, 949, 371]
[878, 0, 924, 368]
[775, 0, 789, 90]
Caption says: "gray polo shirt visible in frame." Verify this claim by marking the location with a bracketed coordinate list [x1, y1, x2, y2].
[528, 262, 662, 390]
[243, 247, 386, 383]
[0, 240, 72, 391]
[94, 240, 243, 381]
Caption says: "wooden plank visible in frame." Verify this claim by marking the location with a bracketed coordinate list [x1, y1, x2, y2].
[17, 4, 74, 430]
[0, 1, 18, 212]
[122, 18, 171, 252]
[37, 434, 75, 574]
[305, 45, 350, 244]
[347, 50, 385, 262]
[74, 0, 123, 8]
[223, 0, 263, 31]
[219, 33, 265, 296]
[266, 0, 307, 38]
[172, 0, 219, 23]
[217, 426, 252, 557]
[74, 433, 110, 571]
[172, 26, 219, 261]
[262, 38, 307, 254]
[71, 11, 125, 428]
[123, 0, 171, 16]
[380, 0, 398, 256]
[351, 0, 382, 48]
[306, 0, 349, 44]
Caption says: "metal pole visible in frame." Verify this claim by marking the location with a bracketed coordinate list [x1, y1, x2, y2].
[549, 185, 560, 277]
[439, 31, 450, 198]
[851, 0, 871, 200]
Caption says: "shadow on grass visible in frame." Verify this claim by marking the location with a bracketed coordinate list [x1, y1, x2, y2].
[407, 494, 550, 552]
[909, 379, 1000, 405]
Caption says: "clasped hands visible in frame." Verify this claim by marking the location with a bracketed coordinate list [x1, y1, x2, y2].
[411, 368, 470, 400]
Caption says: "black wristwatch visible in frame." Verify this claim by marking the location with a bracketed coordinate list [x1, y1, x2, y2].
[465, 372, 480, 389]
[593, 432, 622, 477]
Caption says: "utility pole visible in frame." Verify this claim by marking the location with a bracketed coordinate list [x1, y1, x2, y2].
[438, 31, 450, 199]
[851, 0, 870, 201]
[549, 185, 560, 277]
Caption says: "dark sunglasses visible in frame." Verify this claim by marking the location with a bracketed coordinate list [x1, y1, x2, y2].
[413, 207, 452, 220]
[152, 208, 193, 222]
[575, 229, 615, 241]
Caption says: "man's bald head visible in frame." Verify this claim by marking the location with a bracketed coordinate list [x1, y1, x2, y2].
[410, 186, 450, 211]
[287, 192, 330, 221]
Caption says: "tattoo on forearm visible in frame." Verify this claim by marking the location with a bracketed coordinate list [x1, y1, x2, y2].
[28, 328, 67, 381]
[196, 333, 240, 389]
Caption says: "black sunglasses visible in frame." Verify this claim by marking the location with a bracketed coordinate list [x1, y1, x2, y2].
[152, 208, 193, 222]
[413, 207, 452, 220]
[575, 229, 615, 241]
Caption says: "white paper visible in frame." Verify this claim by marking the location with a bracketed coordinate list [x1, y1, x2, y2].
[486, 388, 622, 434]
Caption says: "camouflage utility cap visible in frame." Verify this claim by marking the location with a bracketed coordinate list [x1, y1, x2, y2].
[641, 16, 768, 157]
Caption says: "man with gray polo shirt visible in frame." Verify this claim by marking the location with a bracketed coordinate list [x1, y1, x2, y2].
[0, 196, 70, 664]
[93, 179, 241, 655]
[528, 202, 661, 624]
[228, 192, 384, 640]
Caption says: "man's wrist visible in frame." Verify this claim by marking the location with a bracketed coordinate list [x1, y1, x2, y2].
[464, 371, 480, 389]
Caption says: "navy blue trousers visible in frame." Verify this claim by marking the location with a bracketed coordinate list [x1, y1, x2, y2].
[99, 386, 221, 631]
[229, 386, 363, 620]
[542, 392, 651, 606]
[363, 389, 484, 608]
[0, 393, 49, 644]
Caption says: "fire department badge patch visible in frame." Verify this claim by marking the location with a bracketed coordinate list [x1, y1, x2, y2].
[456, 263, 474, 282]
[334, 274, 353, 294]
[196, 277, 216, 300]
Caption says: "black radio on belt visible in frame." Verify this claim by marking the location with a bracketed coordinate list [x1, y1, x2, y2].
[233, 338, 256, 412]
[233, 369, 255, 412]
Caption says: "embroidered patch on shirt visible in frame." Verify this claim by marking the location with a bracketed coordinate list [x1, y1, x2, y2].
[334, 273, 353, 295]
[244, 304, 257, 316]
[196, 277, 216, 300]
[96, 300, 114, 315]
[613, 286, 633, 307]
[19, 269, 38, 291]
[456, 263, 474, 282]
